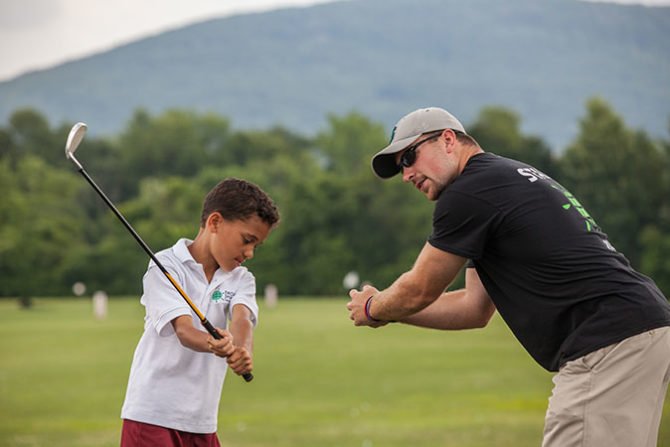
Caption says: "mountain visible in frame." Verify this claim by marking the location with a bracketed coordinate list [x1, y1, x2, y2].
[1, 0, 669, 150]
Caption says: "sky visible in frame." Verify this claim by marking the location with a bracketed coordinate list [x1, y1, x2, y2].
[0, 0, 337, 82]
[1, 0, 669, 83]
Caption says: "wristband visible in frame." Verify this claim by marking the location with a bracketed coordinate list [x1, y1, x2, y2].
[364, 296, 382, 322]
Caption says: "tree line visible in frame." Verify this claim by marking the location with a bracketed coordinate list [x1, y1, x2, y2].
[1, 98, 669, 299]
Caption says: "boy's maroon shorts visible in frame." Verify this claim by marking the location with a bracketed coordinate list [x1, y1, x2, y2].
[121, 419, 221, 447]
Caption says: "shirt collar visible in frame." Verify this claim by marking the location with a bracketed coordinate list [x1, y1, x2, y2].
[172, 238, 235, 283]
[173, 238, 197, 265]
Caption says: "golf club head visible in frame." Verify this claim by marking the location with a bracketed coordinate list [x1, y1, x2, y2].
[65, 122, 87, 160]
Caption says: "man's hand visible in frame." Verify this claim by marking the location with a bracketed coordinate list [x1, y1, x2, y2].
[207, 327, 235, 357]
[347, 284, 388, 328]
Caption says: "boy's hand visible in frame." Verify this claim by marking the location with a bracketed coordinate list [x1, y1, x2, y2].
[226, 346, 253, 376]
[207, 328, 235, 357]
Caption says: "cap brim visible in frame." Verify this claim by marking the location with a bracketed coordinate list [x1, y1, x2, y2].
[371, 134, 420, 179]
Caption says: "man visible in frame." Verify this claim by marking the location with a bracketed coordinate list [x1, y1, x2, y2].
[347, 107, 670, 447]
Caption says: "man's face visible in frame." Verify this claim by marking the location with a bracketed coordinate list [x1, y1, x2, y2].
[395, 131, 459, 201]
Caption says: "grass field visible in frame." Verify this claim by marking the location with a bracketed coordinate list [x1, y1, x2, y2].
[0, 297, 668, 447]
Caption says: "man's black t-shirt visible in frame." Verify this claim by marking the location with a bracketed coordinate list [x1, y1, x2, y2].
[428, 152, 670, 371]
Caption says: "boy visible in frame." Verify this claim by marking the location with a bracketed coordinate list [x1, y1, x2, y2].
[121, 178, 279, 447]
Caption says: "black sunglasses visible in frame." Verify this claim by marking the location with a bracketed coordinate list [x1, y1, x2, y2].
[398, 131, 442, 169]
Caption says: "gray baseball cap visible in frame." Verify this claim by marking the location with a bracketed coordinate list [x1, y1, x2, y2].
[371, 107, 466, 179]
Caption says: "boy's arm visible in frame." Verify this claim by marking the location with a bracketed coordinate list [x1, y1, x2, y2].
[226, 304, 255, 376]
[171, 315, 234, 357]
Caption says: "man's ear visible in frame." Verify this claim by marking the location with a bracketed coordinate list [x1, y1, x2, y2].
[442, 129, 458, 154]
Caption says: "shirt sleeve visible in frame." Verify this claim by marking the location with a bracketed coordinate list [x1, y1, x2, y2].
[230, 270, 259, 327]
[141, 261, 192, 336]
[428, 190, 501, 260]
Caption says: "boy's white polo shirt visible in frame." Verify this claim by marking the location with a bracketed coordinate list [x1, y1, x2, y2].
[121, 238, 258, 433]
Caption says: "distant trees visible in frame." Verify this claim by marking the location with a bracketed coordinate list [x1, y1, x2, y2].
[0, 154, 87, 297]
[559, 98, 668, 268]
[468, 106, 558, 178]
[1, 99, 668, 298]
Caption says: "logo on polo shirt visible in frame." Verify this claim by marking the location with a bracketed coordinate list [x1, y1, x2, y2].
[211, 289, 236, 303]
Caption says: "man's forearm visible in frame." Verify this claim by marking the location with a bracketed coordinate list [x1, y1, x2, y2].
[400, 287, 495, 330]
[400, 289, 472, 329]
[369, 271, 441, 322]
[349, 242, 467, 327]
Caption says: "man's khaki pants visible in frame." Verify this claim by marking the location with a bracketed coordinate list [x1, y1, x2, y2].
[542, 326, 670, 447]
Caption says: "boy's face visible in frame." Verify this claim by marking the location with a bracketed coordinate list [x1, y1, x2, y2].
[208, 213, 272, 272]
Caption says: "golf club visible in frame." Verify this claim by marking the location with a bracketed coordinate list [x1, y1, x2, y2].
[65, 122, 253, 382]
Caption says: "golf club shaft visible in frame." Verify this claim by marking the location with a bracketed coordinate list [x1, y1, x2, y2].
[74, 163, 253, 382]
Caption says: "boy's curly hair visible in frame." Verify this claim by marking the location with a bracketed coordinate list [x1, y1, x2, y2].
[200, 178, 279, 227]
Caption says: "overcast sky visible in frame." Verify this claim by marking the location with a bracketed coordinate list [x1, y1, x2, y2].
[0, 0, 337, 82]
[0, 0, 668, 82]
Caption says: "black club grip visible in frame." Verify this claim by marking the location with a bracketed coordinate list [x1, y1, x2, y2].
[203, 319, 254, 382]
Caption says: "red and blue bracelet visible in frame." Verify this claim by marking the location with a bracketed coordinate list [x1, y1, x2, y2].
[364, 296, 382, 322]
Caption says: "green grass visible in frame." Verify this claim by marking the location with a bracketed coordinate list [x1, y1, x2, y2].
[0, 297, 668, 447]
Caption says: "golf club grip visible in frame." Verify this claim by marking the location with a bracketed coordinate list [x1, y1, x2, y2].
[203, 319, 254, 383]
